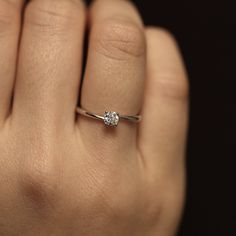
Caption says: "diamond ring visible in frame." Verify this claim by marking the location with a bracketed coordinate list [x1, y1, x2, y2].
[76, 107, 142, 127]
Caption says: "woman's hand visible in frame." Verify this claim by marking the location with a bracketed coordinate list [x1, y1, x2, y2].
[0, 0, 188, 235]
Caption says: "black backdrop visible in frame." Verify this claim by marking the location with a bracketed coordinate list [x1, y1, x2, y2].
[86, 0, 236, 235]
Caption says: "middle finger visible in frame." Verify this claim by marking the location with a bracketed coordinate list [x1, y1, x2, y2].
[13, 0, 86, 129]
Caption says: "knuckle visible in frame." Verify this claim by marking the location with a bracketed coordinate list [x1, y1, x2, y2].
[19, 146, 60, 209]
[154, 72, 189, 101]
[93, 19, 146, 60]
[25, 0, 85, 33]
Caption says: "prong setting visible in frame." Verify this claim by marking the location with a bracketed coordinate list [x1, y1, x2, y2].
[104, 111, 120, 127]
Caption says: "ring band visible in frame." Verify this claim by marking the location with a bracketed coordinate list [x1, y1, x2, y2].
[76, 107, 142, 127]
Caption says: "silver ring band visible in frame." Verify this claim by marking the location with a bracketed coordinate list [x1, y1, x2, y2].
[76, 107, 141, 127]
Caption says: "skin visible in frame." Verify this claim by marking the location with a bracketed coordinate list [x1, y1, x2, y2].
[0, 0, 189, 235]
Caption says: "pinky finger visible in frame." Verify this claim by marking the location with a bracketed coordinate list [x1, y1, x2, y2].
[139, 27, 189, 171]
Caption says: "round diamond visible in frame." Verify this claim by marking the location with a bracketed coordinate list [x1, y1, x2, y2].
[104, 111, 119, 127]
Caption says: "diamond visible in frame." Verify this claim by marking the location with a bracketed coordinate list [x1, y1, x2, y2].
[104, 111, 119, 127]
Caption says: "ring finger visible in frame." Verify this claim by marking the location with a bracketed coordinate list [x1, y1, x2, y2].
[78, 0, 146, 152]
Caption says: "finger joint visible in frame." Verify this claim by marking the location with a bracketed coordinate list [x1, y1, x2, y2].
[92, 19, 146, 61]
[25, 0, 85, 34]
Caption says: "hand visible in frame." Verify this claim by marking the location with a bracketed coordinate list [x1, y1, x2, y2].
[0, 0, 188, 235]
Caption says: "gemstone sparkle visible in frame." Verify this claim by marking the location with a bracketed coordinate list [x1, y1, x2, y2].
[104, 111, 119, 127]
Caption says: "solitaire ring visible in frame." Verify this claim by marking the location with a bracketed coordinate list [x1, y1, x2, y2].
[76, 107, 142, 127]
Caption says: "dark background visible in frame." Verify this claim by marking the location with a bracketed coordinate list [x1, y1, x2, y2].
[132, 1, 235, 236]
[85, 0, 236, 235]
